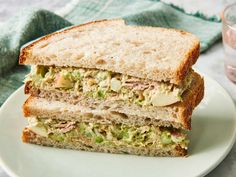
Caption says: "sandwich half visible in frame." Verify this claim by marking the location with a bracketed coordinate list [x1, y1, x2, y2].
[19, 19, 200, 107]
[19, 19, 204, 157]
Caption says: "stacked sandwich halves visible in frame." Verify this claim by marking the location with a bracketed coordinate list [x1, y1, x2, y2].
[19, 19, 204, 157]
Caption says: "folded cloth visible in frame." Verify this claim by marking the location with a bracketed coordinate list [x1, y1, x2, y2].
[0, 0, 221, 106]
[66, 0, 221, 52]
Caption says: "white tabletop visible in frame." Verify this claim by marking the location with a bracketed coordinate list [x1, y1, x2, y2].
[0, 0, 236, 177]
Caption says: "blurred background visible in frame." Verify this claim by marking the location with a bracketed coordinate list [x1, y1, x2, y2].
[0, 0, 232, 22]
[0, 0, 69, 22]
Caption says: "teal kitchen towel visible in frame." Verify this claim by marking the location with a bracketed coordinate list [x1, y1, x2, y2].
[0, 0, 222, 105]
[66, 0, 221, 52]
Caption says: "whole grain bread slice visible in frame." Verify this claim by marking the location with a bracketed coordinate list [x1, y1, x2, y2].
[22, 128, 187, 157]
[23, 96, 186, 129]
[24, 72, 204, 130]
[19, 19, 200, 84]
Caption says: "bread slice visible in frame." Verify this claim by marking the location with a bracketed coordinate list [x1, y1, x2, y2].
[23, 96, 185, 129]
[19, 19, 200, 84]
[22, 128, 187, 157]
[24, 72, 204, 130]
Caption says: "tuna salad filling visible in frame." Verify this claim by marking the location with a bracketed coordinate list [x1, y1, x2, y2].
[25, 66, 193, 106]
[27, 117, 189, 149]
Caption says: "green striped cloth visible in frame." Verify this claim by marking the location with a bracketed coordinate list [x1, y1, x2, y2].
[0, 0, 222, 106]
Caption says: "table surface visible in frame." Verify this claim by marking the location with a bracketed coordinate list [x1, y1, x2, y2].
[0, 0, 236, 177]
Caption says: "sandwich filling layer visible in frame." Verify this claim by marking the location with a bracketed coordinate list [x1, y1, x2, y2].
[27, 117, 189, 149]
[25, 66, 193, 106]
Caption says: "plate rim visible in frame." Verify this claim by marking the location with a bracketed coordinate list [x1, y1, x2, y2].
[0, 84, 24, 177]
[0, 74, 236, 177]
[198, 76, 236, 176]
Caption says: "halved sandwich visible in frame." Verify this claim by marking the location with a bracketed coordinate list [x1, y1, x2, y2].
[19, 19, 204, 156]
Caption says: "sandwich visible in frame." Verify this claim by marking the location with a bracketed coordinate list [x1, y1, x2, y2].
[19, 19, 204, 156]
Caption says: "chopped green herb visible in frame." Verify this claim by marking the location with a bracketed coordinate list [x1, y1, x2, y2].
[95, 136, 104, 143]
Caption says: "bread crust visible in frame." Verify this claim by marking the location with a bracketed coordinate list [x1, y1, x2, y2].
[19, 19, 200, 84]
[178, 75, 204, 129]
[176, 43, 200, 82]
[23, 95, 33, 117]
[22, 128, 187, 157]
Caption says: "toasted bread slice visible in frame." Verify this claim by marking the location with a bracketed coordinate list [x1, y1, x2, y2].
[19, 19, 200, 84]
[22, 128, 187, 157]
[24, 72, 204, 130]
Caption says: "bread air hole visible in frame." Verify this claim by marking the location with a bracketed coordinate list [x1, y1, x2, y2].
[173, 113, 177, 119]
[62, 52, 72, 59]
[145, 118, 151, 123]
[89, 106, 96, 110]
[113, 42, 120, 46]
[84, 112, 93, 118]
[84, 145, 93, 149]
[76, 53, 84, 60]
[50, 54, 57, 59]
[72, 95, 78, 99]
[94, 115, 103, 120]
[45, 57, 51, 62]
[143, 51, 151, 54]
[103, 106, 110, 110]
[110, 111, 128, 119]
[96, 59, 106, 65]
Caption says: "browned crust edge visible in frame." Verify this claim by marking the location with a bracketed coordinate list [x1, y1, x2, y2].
[22, 128, 187, 157]
[176, 43, 200, 84]
[177, 74, 204, 129]
[22, 95, 33, 117]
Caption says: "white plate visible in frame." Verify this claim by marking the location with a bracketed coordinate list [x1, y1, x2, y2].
[0, 74, 236, 177]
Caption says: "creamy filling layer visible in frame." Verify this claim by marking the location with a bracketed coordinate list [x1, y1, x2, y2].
[27, 118, 189, 149]
[25, 66, 193, 106]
